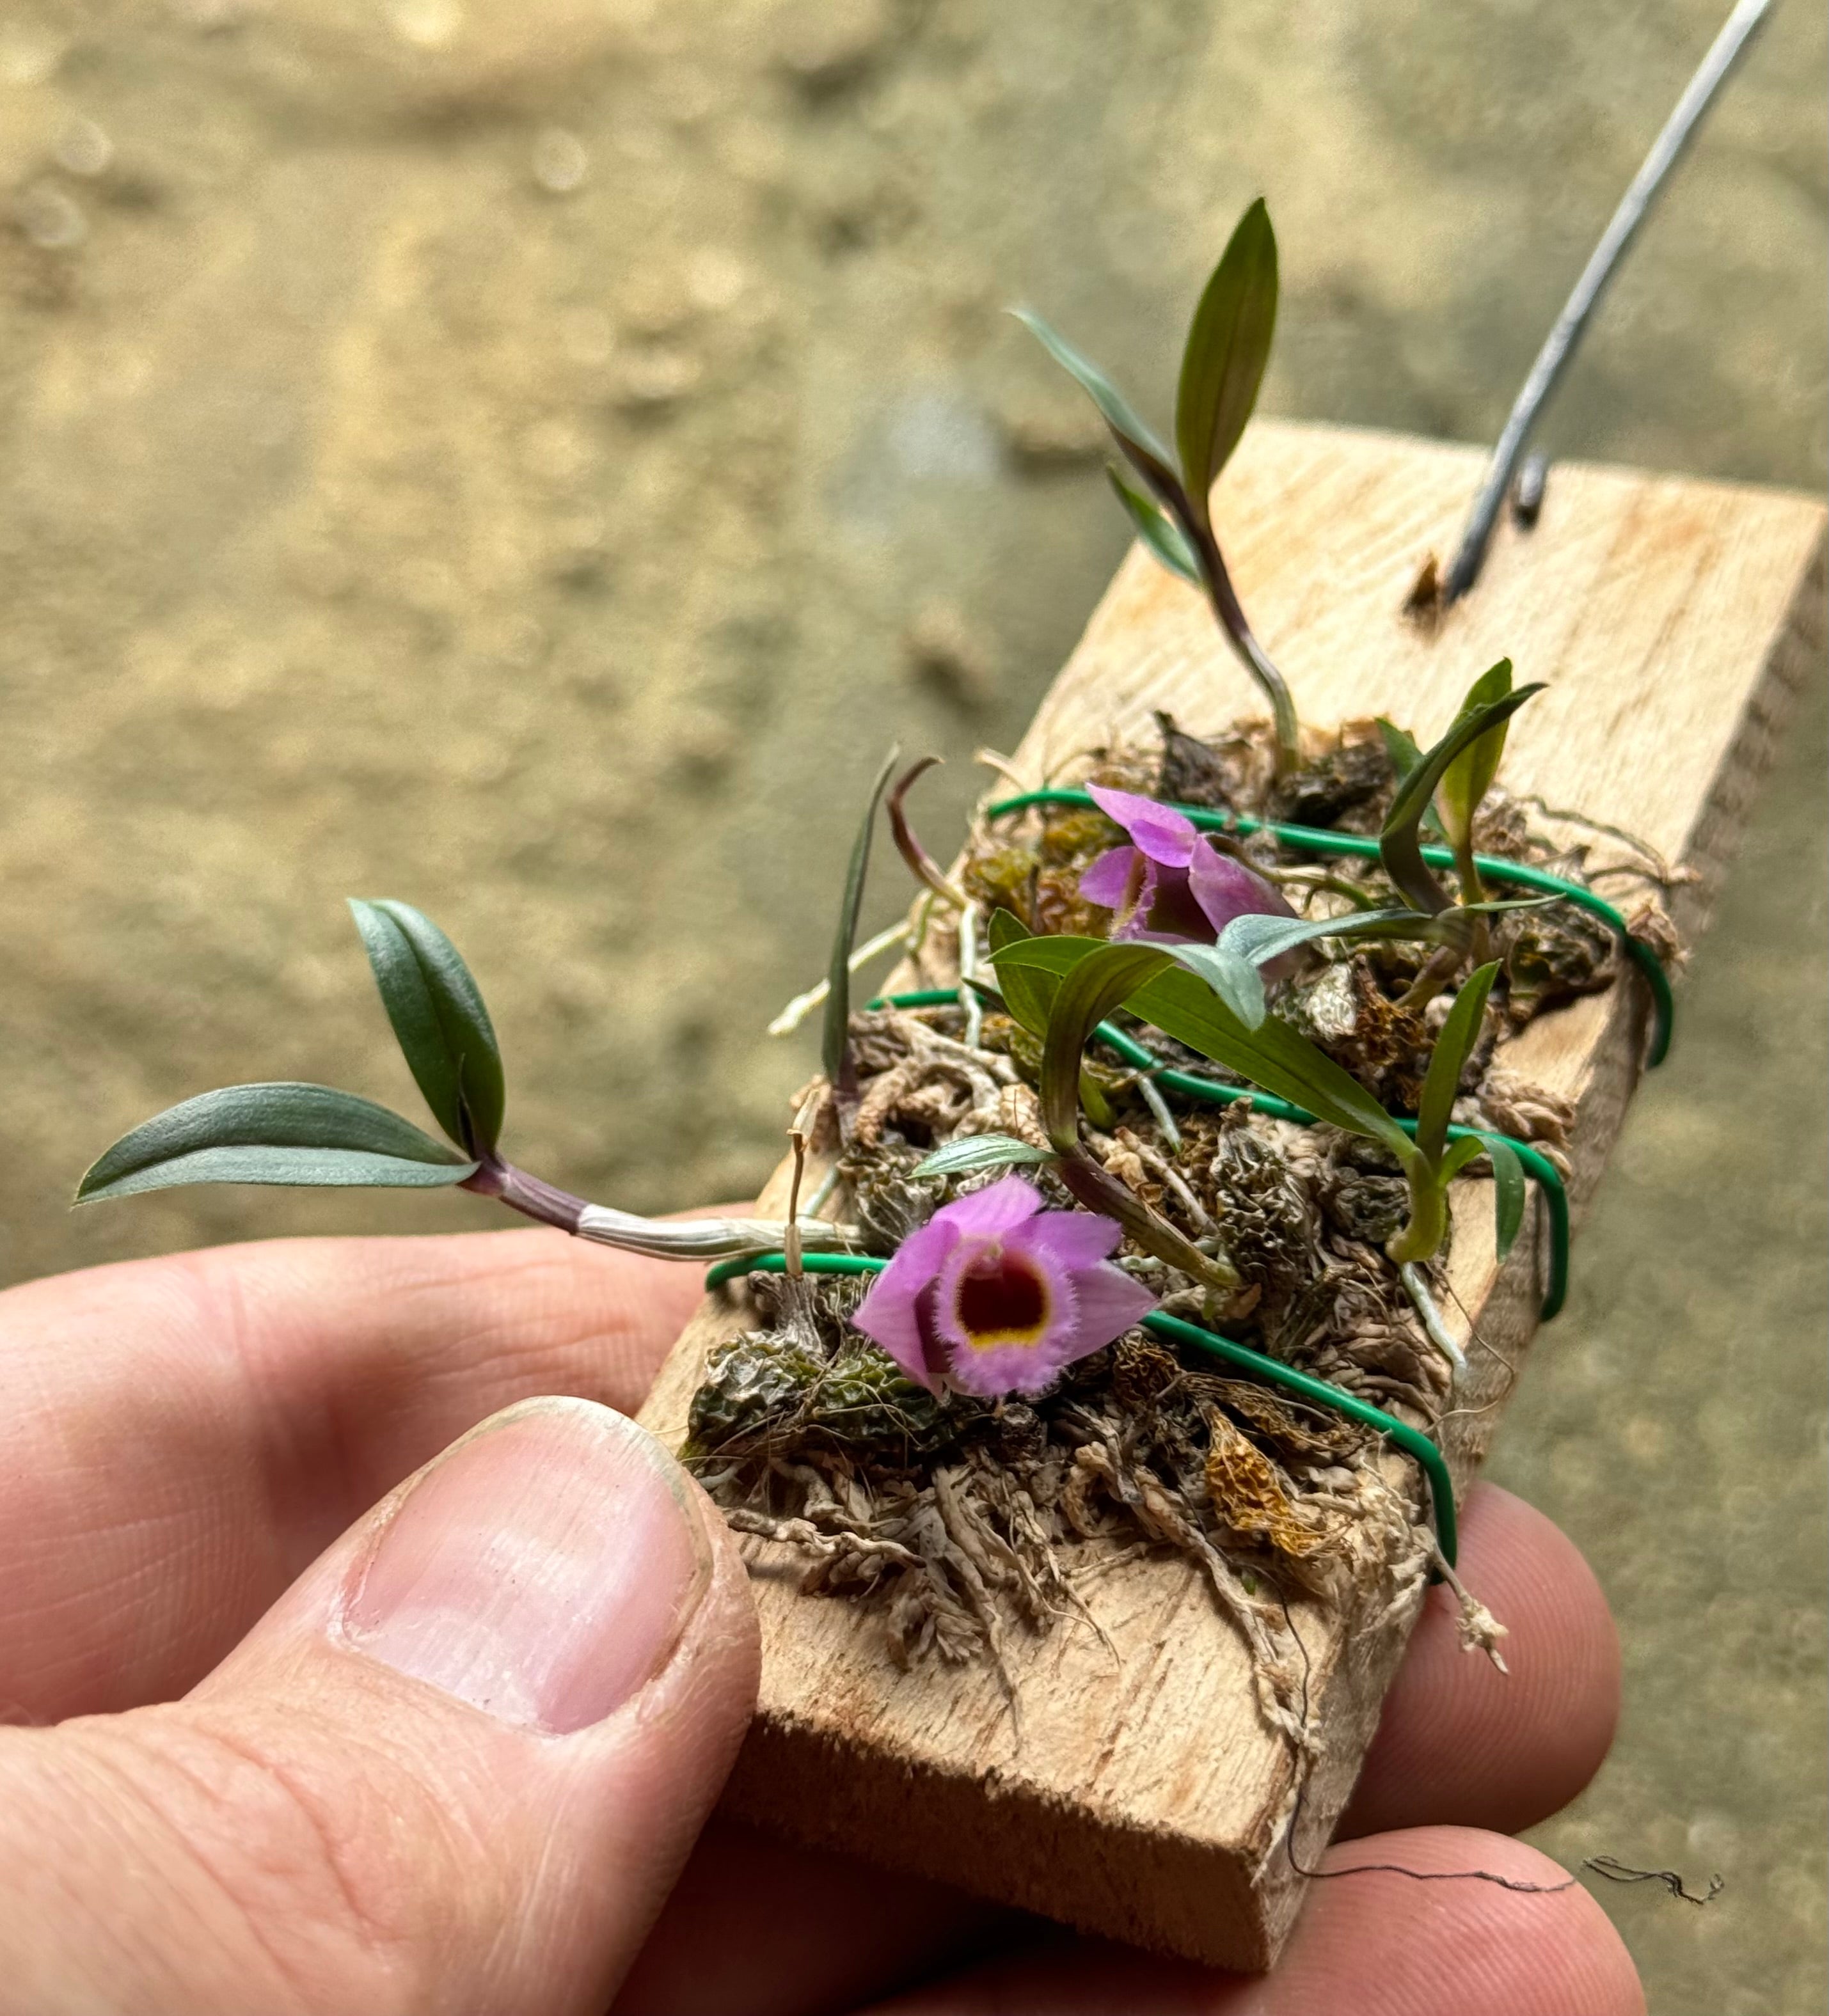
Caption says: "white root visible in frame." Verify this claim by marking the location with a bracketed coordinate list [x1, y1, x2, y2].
[766, 919, 912, 1036]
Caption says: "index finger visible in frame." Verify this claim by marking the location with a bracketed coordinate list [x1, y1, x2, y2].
[0, 1227, 706, 1722]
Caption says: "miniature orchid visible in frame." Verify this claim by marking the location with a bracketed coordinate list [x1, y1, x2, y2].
[852, 1173, 1156, 1398]
[1079, 784, 1294, 946]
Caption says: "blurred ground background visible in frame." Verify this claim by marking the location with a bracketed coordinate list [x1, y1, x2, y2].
[0, 1, 1821, 2007]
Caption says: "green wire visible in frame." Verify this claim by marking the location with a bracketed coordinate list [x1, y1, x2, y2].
[702, 1250, 1457, 1564]
[869, 989, 1570, 1321]
[704, 1251, 885, 1290]
[985, 788, 1675, 1067]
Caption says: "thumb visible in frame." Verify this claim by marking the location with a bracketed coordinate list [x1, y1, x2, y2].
[0, 1396, 759, 2016]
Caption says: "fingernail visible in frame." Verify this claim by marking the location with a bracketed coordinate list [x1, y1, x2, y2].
[340, 1398, 713, 1734]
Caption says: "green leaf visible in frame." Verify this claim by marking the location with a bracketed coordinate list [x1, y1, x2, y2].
[912, 1134, 1056, 1179]
[1010, 308, 1181, 495]
[1416, 961, 1500, 1165]
[1437, 1134, 1488, 1183]
[1175, 198, 1278, 527]
[1162, 939, 1267, 1029]
[348, 900, 505, 1155]
[823, 746, 901, 1101]
[1436, 660, 1514, 849]
[1107, 466, 1203, 584]
[1038, 942, 1174, 1153]
[997, 935, 1413, 1160]
[1376, 716, 1424, 782]
[1437, 1127, 1527, 1261]
[76, 1083, 476, 1204]
[985, 909, 1057, 1036]
[1217, 906, 1435, 969]
[1375, 718, 1444, 839]
[1379, 677, 1543, 915]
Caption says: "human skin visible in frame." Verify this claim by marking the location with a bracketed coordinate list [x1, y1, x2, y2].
[0, 1227, 1643, 2015]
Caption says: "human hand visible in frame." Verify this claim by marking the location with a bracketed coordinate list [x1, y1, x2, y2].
[0, 1228, 1642, 2014]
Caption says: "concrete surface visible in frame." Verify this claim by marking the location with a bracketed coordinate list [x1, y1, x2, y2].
[0, 3, 1822, 2008]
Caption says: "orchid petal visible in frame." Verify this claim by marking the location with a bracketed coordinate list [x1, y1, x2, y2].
[938, 1171, 1047, 1238]
[1060, 1262, 1157, 1350]
[1008, 1208, 1122, 1271]
[1078, 844, 1142, 910]
[1137, 864, 1217, 943]
[1087, 784, 1198, 869]
[852, 1214, 962, 1385]
[1187, 840, 1295, 938]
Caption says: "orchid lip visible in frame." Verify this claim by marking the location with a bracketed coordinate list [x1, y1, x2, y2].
[949, 1243, 1054, 1351]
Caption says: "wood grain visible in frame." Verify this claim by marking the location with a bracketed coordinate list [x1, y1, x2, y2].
[640, 421, 1826, 1970]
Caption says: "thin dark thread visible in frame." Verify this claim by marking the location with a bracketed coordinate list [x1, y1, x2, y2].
[1584, 1856, 1723, 1906]
[1275, 1591, 1577, 1896]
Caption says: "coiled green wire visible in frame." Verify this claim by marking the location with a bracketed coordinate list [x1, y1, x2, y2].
[985, 788, 1674, 1068]
[702, 1249, 1457, 1565]
[871, 988, 1571, 1322]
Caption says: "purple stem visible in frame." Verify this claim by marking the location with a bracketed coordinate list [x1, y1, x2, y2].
[462, 1156, 586, 1235]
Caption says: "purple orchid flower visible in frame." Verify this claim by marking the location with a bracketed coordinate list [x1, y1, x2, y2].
[852, 1173, 1156, 1399]
[1079, 784, 1295, 945]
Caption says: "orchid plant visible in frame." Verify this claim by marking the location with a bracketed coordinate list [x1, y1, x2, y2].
[77, 898, 849, 1264]
[1015, 200, 1300, 775]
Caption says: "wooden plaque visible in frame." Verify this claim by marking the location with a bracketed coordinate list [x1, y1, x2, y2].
[639, 420, 1825, 1970]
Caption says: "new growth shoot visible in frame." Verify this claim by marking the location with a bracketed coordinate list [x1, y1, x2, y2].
[1015, 200, 1301, 774]
[77, 898, 851, 1263]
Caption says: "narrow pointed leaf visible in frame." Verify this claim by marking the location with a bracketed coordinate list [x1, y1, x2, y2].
[1416, 961, 1500, 1165]
[1379, 680, 1542, 914]
[1436, 1128, 1527, 1260]
[1375, 718, 1444, 839]
[887, 755, 965, 905]
[824, 746, 901, 1101]
[1010, 308, 1181, 495]
[1436, 660, 1514, 849]
[1175, 198, 1278, 526]
[1376, 716, 1425, 783]
[1162, 939, 1266, 1029]
[1437, 1134, 1489, 1183]
[349, 900, 505, 1154]
[911, 1134, 1056, 1179]
[77, 1083, 475, 1203]
[1481, 1132, 1526, 1259]
[1107, 467, 1202, 585]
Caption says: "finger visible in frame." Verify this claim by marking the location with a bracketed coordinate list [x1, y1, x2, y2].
[0, 1227, 709, 1719]
[612, 1483, 1619, 2015]
[853, 1830, 1643, 2015]
[0, 1396, 760, 2016]
[612, 1818, 1009, 2016]
[1340, 1483, 1620, 1838]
